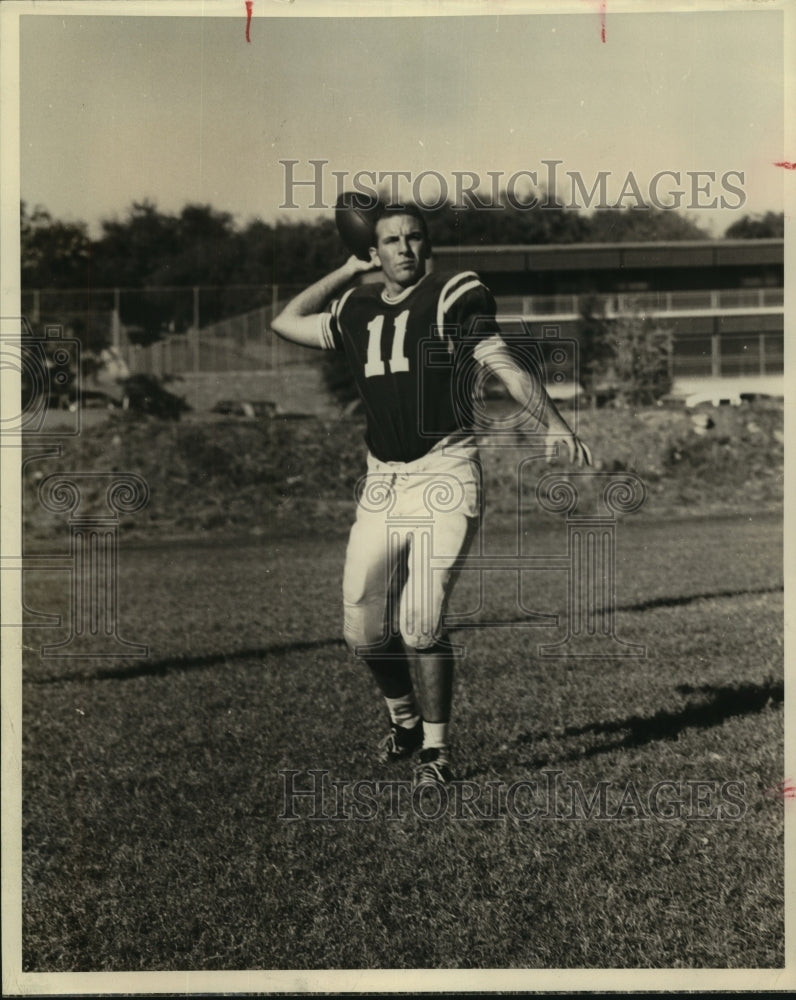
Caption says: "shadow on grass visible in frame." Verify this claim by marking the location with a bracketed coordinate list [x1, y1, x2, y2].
[30, 584, 782, 685]
[451, 585, 783, 632]
[519, 678, 783, 765]
[31, 637, 346, 684]
[615, 585, 783, 614]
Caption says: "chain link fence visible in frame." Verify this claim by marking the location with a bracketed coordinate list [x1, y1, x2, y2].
[20, 284, 784, 410]
[118, 295, 308, 379]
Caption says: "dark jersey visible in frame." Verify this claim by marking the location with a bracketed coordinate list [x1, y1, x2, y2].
[321, 271, 499, 463]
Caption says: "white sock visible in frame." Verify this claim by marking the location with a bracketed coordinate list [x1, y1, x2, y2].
[385, 693, 420, 729]
[422, 721, 449, 751]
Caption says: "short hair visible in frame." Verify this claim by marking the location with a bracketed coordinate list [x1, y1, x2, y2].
[373, 201, 430, 243]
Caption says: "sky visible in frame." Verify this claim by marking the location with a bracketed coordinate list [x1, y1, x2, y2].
[15, 4, 787, 238]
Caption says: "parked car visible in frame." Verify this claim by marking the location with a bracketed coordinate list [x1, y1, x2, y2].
[67, 390, 120, 412]
[211, 400, 278, 418]
[121, 374, 190, 420]
[685, 391, 743, 409]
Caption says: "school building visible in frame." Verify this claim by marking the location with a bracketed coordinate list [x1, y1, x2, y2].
[431, 238, 784, 399]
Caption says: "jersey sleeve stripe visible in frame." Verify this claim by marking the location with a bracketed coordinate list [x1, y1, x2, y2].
[436, 272, 481, 335]
[323, 286, 357, 350]
[441, 279, 484, 317]
[331, 286, 357, 321]
[320, 314, 337, 350]
[335, 286, 356, 317]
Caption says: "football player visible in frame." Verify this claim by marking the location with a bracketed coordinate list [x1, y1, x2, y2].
[271, 202, 591, 786]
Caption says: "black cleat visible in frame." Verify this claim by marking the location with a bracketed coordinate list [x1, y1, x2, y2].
[377, 719, 423, 763]
[412, 747, 455, 787]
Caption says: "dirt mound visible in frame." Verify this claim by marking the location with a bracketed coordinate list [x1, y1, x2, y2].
[22, 402, 783, 541]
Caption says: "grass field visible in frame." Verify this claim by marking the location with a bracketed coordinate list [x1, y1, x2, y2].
[20, 508, 783, 971]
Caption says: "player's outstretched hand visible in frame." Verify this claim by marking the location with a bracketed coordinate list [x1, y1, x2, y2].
[544, 432, 593, 467]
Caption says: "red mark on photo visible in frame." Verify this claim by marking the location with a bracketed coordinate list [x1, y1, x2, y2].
[581, 0, 607, 43]
[765, 779, 796, 799]
[773, 161, 796, 170]
[245, 0, 253, 43]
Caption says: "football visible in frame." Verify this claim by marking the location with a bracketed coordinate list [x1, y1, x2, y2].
[335, 191, 379, 261]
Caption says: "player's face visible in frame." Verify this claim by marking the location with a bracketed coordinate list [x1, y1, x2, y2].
[370, 215, 429, 294]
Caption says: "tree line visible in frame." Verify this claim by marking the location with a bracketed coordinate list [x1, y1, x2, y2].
[21, 198, 784, 348]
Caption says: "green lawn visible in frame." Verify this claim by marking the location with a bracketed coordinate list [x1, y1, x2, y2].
[20, 512, 783, 970]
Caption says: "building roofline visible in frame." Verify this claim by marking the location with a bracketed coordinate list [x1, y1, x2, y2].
[433, 238, 783, 254]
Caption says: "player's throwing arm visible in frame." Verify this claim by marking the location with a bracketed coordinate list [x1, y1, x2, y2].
[271, 255, 377, 348]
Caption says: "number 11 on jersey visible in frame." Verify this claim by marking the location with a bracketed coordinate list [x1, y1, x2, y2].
[364, 310, 410, 378]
